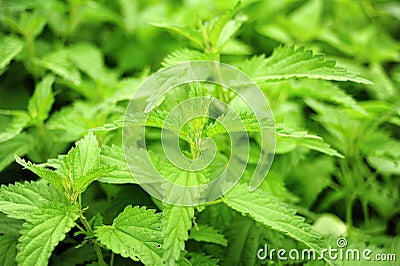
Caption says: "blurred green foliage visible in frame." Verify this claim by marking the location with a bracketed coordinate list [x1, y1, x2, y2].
[0, 0, 399, 265]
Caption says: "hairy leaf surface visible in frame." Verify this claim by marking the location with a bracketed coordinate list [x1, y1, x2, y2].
[95, 206, 163, 265]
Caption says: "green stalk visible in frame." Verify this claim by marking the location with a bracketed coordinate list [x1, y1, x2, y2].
[77, 195, 107, 265]
[345, 194, 355, 228]
[78, 211, 107, 266]
[110, 252, 115, 266]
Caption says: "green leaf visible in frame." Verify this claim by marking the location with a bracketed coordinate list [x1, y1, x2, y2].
[162, 49, 210, 68]
[156, 157, 209, 203]
[285, 79, 364, 112]
[16, 132, 108, 201]
[18, 11, 47, 39]
[189, 253, 219, 266]
[203, 112, 342, 157]
[68, 43, 108, 82]
[189, 224, 228, 246]
[47, 101, 117, 142]
[99, 144, 135, 184]
[0, 181, 79, 266]
[96, 107, 208, 144]
[0, 110, 31, 143]
[28, 75, 55, 123]
[15, 156, 65, 196]
[0, 0, 46, 11]
[207, 1, 241, 49]
[95, 205, 163, 265]
[240, 46, 372, 84]
[223, 216, 262, 266]
[197, 203, 234, 232]
[0, 133, 33, 172]
[59, 132, 105, 196]
[0, 36, 23, 73]
[216, 17, 245, 50]
[364, 182, 400, 218]
[0, 181, 69, 220]
[221, 39, 252, 55]
[223, 184, 328, 260]
[63, 132, 100, 185]
[16, 204, 79, 266]
[288, 157, 334, 208]
[0, 213, 23, 236]
[204, 112, 271, 138]
[0, 234, 18, 266]
[275, 123, 344, 158]
[51, 244, 97, 266]
[117, 0, 138, 33]
[0, 215, 20, 266]
[36, 49, 81, 86]
[162, 205, 194, 264]
[299, 138, 344, 158]
[287, 0, 323, 41]
[152, 23, 204, 49]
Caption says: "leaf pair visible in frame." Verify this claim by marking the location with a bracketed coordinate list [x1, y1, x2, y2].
[154, 2, 243, 55]
[16, 132, 109, 202]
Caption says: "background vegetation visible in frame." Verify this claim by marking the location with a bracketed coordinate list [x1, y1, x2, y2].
[0, 0, 399, 265]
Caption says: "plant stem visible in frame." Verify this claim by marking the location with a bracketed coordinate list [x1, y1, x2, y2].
[361, 199, 369, 224]
[110, 252, 115, 266]
[205, 198, 223, 206]
[77, 195, 107, 265]
[78, 212, 106, 265]
[346, 195, 355, 228]
[93, 241, 106, 265]
[74, 222, 86, 233]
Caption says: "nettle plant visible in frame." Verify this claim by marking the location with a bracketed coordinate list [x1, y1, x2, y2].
[1, 1, 399, 266]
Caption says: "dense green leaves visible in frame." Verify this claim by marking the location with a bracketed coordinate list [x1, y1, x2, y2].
[155, 1, 242, 54]
[223, 184, 326, 258]
[0, 0, 398, 265]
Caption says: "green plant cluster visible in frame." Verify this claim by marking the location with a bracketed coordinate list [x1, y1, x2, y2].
[0, 0, 399, 265]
